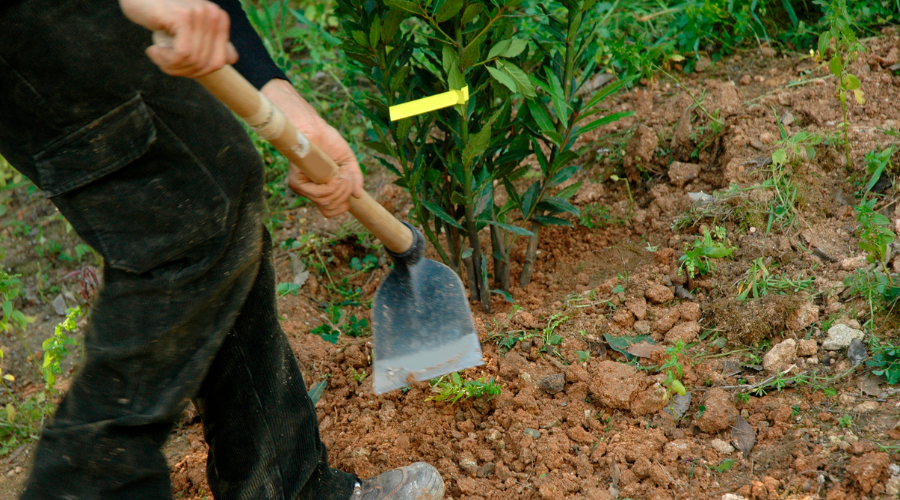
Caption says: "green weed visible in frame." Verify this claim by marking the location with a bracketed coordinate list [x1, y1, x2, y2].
[817, 0, 865, 170]
[867, 338, 900, 385]
[578, 203, 624, 229]
[737, 257, 815, 301]
[426, 372, 502, 404]
[678, 226, 735, 278]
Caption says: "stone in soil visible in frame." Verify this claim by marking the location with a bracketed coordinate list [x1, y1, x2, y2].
[645, 282, 674, 304]
[823, 324, 865, 350]
[665, 320, 700, 344]
[797, 338, 818, 356]
[624, 124, 658, 180]
[539, 373, 566, 395]
[847, 452, 890, 493]
[667, 161, 701, 188]
[710, 438, 735, 455]
[696, 388, 737, 433]
[840, 254, 869, 271]
[786, 300, 818, 331]
[762, 338, 797, 374]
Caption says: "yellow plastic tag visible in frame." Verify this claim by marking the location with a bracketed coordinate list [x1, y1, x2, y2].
[389, 86, 469, 121]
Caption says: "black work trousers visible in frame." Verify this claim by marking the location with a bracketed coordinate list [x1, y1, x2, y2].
[0, 1, 354, 498]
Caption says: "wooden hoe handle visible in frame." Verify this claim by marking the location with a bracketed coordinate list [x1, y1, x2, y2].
[196, 66, 414, 254]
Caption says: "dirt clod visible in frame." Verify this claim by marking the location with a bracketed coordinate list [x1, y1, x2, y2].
[762, 339, 796, 374]
[539, 373, 566, 395]
[696, 388, 737, 434]
[847, 452, 890, 493]
[645, 283, 674, 304]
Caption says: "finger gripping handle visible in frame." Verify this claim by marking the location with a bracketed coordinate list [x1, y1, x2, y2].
[189, 66, 413, 253]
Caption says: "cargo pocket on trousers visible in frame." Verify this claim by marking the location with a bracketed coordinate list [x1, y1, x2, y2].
[34, 95, 231, 274]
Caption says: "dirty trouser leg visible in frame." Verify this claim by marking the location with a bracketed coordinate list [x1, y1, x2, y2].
[0, 1, 354, 498]
[197, 232, 355, 500]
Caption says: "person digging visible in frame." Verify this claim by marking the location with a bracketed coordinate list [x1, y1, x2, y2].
[0, 0, 444, 498]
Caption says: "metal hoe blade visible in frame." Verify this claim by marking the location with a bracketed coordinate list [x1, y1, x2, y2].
[372, 227, 483, 394]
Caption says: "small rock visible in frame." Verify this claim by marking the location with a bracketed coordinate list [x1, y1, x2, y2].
[645, 283, 675, 304]
[630, 381, 670, 415]
[823, 324, 865, 350]
[759, 131, 777, 144]
[780, 110, 795, 126]
[841, 254, 869, 271]
[679, 302, 701, 322]
[787, 302, 818, 331]
[626, 297, 648, 320]
[539, 373, 566, 395]
[847, 452, 890, 494]
[51, 294, 69, 317]
[722, 495, 748, 500]
[524, 428, 541, 439]
[760, 45, 777, 57]
[665, 321, 701, 344]
[476, 462, 495, 478]
[710, 438, 735, 455]
[697, 388, 738, 433]
[848, 338, 868, 366]
[668, 161, 701, 188]
[855, 401, 880, 412]
[763, 339, 797, 374]
[634, 320, 652, 335]
[739, 75, 752, 86]
[797, 339, 818, 357]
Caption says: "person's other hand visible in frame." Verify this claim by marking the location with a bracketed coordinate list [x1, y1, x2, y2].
[119, 0, 238, 77]
[261, 79, 364, 218]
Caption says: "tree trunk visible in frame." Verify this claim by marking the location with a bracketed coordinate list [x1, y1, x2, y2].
[519, 222, 541, 287]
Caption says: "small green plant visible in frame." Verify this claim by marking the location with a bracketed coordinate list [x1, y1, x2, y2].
[737, 258, 815, 301]
[349, 367, 369, 384]
[42, 306, 82, 391]
[817, 0, 865, 169]
[311, 303, 370, 344]
[867, 338, 900, 385]
[575, 350, 591, 363]
[277, 282, 302, 297]
[578, 203, 622, 229]
[540, 313, 568, 357]
[855, 199, 895, 266]
[426, 372, 502, 404]
[707, 459, 736, 474]
[843, 269, 900, 326]
[660, 340, 687, 397]
[837, 414, 853, 428]
[678, 226, 735, 278]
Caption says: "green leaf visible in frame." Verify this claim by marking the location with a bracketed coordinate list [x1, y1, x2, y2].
[578, 110, 634, 135]
[448, 64, 465, 90]
[487, 61, 535, 97]
[491, 289, 515, 303]
[462, 122, 491, 166]
[487, 220, 534, 237]
[556, 181, 582, 200]
[435, 0, 463, 22]
[460, 36, 484, 69]
[829, 55, 842, 78]
[352, 30, 368, 47]
[540, 196, 579, 216]
[532, 215, 571, 226]
[369, 18, 381, 47]
[422, 200, 463, 229]
[583, 77, 632, 111]
[307, 379, 327, 404]
[545, 68, 567, 128]
[442, 44, 459, 74]
[381, 8, 407, 41]
[526, 99, 555, 134]
[460, 3, 483, 24]
[845, 74, 861, 91]
[521, 182, 541, 216]
[772, 148, 787, 166]
[818, 32, 831, 58]
[385, 0, 425, 15]
[487, 39, 527, 60]
[603, 334, 653, 361]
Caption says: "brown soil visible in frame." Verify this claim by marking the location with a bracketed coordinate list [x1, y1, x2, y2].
[4, 33, 900, 500]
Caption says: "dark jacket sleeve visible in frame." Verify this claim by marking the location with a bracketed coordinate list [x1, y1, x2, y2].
[211, 0, 288, 89]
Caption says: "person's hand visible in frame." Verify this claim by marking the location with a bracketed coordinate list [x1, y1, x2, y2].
[261, 79, 364, 218]
[119, 0, 238, 77]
